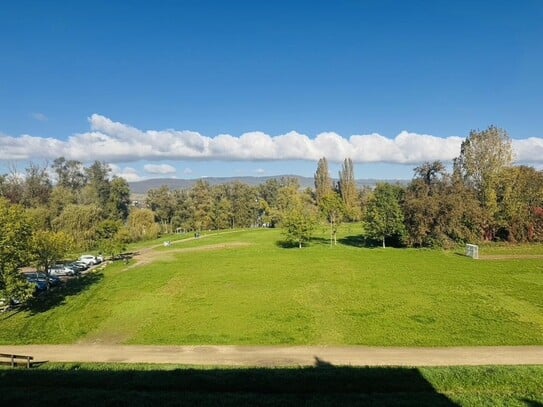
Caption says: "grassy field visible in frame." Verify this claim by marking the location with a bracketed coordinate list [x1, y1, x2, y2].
[1, 363, 542, 406]
[1, 227, 542, 346]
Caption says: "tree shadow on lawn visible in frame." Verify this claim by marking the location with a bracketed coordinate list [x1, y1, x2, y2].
[275, 240, 316, 249]
[522, 400, 543, 407]
[339, 234, 366, 248]
[0, 361, 459, 406]
[276, 237, 363, 249]
[339, 235, 407, 249]
[24, 272, 104, 315]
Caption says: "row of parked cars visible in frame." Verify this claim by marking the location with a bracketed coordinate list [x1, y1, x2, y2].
[47, 254, 104, 277]
[1, 255, 105, 309]
[25, 254, 104, 291]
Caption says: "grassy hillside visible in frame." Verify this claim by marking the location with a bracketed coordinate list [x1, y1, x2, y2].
[1, 227, 542, 346]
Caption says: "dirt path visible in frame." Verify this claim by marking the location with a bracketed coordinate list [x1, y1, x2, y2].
[2, 345, 543, 367]
[129, 231, 249, 268]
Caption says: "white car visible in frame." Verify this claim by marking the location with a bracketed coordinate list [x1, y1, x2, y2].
[49, 265, 75, 276]
[79, 255, 99, 266]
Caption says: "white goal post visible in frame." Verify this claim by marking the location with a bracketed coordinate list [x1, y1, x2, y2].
[466, 244, 479, 259]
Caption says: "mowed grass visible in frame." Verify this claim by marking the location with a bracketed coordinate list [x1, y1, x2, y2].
[1, 227, 543, 345]
[1, 363, 542, 406]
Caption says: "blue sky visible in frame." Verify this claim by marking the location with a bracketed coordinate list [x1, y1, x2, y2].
[1, 0, 543, 181]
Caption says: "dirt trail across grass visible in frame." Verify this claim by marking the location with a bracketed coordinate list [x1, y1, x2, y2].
[129, 231, 250, 268]
[1, 345, 543, 367]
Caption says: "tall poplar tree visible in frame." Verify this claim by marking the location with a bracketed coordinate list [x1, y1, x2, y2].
[314, 157, 333, 206]
[337, 158, 359, 220]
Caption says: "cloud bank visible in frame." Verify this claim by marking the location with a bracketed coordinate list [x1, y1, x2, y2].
[144, 164, 176, 174]
[1, 114, 542, 165]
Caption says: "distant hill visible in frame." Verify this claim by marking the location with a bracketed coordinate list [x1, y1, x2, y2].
[128, 175, 407, 194]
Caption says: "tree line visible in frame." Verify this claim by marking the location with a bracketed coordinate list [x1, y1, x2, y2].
[143, 126, 543, 248]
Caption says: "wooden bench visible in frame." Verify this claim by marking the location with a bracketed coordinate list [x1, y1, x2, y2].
[0, 353, 34, 368]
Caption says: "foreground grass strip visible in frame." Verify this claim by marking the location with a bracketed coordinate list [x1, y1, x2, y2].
[0, 363, 542, 406]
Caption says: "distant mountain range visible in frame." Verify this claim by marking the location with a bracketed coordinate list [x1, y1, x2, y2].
[128, 175, 408, 194]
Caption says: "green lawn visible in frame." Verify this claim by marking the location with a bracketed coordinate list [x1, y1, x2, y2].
[1, 228, 543, 345]
[1, 363, 542, 406]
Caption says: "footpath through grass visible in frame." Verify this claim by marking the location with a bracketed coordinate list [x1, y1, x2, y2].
[0, 363, 542, 406]
[1, 227, 543, 346]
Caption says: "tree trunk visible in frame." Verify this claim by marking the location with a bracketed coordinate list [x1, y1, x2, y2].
[382, 236, 386, 248]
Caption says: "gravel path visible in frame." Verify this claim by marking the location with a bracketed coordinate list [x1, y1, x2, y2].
[2, 345, 543, 367]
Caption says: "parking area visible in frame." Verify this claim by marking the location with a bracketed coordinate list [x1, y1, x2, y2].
[20, 256, 105, 293]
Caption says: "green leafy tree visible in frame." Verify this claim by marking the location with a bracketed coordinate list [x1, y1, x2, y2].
[147, 185, 176, 233]
[258, 178, 281, 209]
[22, 162, 52, 208]
[31, 230, 72, 289]
[52, 204, 103, 250]
[495, 166, 543, 242]
[190, 180, 213, 231]
[49, 186, 77, 217]
[107, 177, 130, 221]
[337, 158, 360, 220]
[171, 189, 193, 232]
[95, 218, 123, 253]
[454, 125, 514, 239]
[84, 161, 111, 208]
[52, 157, 87, 191]
[210, 185, 233, 230]
[282, 205, 317, 248]
[228, 182, 259, 228]
[26, 206, 54, 231]
[98, 231, 127, 260]
[403, 162, 483, 247]
[364, 183, 406, 248]
[0, 199, 34, 305]
[319, 192, 345, 246]
[127, 208, 160, 241]
[0, 167, 25, 204]
[274, 178, 304, 224]
[314, 157, 333, 206]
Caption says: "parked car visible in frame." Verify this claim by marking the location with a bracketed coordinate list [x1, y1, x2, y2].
[25, 272, 62, 287]
[72, 261, 89, 270]
[68, 263, 86, 273]
[25, 275, 48, 291]
[79, 255, 99, 266]
[49, 265, 75, 276]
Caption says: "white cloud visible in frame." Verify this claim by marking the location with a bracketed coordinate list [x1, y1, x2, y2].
[183, 167, 193, 175]
[108, 164, 142, 182]
[31, 112, 48, 122]
[512, 138, 543, 163]
[255, 168, 266, 174]
[144, 164, 176, 174]
[1, 114, 543, 165]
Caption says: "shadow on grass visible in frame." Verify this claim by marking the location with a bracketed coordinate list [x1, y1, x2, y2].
[275, 240, 313, 249]
[25, 272, 104, 315]
[0, 362, 458, 406]
[522, 400, 543, 407]
[276, 236, 366, 249]
[339, 234, 367, 248]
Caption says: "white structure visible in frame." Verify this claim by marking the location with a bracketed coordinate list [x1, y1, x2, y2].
[466, 244, 479, 259]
